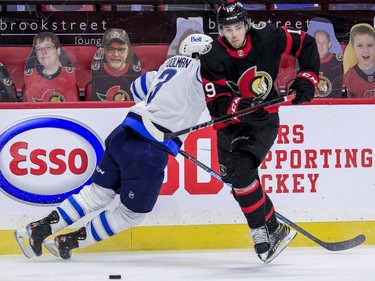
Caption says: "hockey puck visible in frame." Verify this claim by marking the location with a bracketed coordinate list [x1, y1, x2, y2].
[109, 275, 121, 279]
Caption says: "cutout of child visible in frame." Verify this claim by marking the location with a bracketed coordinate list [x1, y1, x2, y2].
[343, 23, 375, 98]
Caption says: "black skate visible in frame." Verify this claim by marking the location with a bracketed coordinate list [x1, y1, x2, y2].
[264, 222, 297, 264]
[44, 227, 87, 259]
[14, 210, 59, 258]
[250, 225, 270, 261]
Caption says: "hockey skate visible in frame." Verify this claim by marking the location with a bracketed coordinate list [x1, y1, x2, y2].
[14, 211, 58, 258]
[264, 222, 297, 264]
[250, 225, 270, 261]
[43, 227, 86, 259]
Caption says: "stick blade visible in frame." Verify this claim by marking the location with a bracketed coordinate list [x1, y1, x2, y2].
[321, 234, 366, 251]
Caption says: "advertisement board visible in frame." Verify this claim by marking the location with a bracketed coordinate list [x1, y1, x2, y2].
[0, 101, 375, 232]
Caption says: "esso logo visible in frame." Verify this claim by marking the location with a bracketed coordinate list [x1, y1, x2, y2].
[0, 117, 104, 205]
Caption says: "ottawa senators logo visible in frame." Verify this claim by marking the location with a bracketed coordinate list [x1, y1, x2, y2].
[96, 85, 132, 101]
[32, 88, 66, 102]
[316, 74, 332, 98]
[237, 66, 273, 99]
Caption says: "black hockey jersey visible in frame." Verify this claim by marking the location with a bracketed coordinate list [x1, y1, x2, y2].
[91, 60, 141, 101]
[200, 22, 319, 120]
[316, 52, 343, 98]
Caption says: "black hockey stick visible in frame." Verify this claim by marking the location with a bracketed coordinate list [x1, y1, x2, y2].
[142, 94, 296, 142]
[179, 149, 366, 251]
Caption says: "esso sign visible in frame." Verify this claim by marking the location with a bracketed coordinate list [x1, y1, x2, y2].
[0, 117, 104, 205]
[160, 127, 224, 195]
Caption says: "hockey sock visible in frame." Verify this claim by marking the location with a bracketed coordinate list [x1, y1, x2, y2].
[233, 179, 267, 229]
[51, 183, 116, 234]
[78, 204, 146, 248]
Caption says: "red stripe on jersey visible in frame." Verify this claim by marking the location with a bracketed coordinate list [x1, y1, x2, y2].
[295, 31, 307, 58]
[321, 52, 333, 64]
[241, 193, 266, 214]
[218, 35, 252, 58]
[265, 205, 275, 221]
[281, 26, 293, 55]
[265, 104, 280, 113]
[103, 63, 130, 76]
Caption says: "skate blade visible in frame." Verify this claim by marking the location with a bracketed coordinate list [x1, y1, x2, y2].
[264, 230, 297, 264]
[42, 240, 60, 258]
[14, 230, 35, 259]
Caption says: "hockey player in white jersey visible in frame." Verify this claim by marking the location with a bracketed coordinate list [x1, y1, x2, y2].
[14, 33, 213, 259]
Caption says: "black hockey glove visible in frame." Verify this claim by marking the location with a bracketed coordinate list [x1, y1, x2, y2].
[237, 97, 270, 123]
[290, 71, 318, 105]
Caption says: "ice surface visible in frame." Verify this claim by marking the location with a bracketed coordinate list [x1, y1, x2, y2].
[0, 247, 374, 281]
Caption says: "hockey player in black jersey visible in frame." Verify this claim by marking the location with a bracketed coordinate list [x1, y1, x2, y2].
[200, 0, 320, 263]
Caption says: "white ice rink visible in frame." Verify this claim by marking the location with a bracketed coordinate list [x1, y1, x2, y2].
[0, 246, 374, 281]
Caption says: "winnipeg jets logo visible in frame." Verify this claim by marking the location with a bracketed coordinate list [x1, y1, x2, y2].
[237, 66, 272, 99]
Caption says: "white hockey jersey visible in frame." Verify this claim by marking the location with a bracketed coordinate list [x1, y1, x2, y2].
[122, 55, 207, 156]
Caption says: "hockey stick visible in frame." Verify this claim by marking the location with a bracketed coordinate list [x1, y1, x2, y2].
[142, 94, 296, 142]
[179, 149, 366, 251]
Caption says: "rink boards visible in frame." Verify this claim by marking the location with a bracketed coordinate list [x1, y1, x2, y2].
[0, 100, 375, 254]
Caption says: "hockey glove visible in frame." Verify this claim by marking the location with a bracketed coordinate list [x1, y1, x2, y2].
[229, 97, 270, 123]
[290, 71, 319, 105]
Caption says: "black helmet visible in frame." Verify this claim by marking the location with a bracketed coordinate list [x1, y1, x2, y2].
[217, 0, 248, 26]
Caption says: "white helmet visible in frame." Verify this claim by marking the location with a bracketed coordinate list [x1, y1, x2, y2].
[179, 33, 213, 57]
